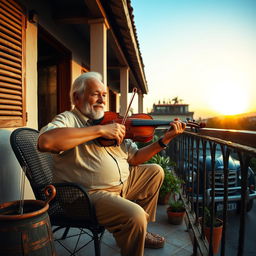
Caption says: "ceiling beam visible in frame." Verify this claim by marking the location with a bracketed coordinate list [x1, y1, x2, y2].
[54, 15, 90, 24]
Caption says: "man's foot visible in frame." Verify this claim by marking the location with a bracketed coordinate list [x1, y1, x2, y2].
[145, 232, 165, 249]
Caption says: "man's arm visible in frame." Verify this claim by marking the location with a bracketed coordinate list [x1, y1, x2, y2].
[38, 123, 125, 153]
[128, 121, 186, 165]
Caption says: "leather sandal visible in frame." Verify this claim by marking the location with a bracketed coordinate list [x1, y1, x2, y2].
[145, 232, 165, 249]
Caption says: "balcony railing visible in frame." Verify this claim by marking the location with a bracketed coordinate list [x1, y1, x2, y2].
[166, 128, 256, 256]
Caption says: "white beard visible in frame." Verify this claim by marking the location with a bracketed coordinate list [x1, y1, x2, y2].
[81, 102, 104, 120]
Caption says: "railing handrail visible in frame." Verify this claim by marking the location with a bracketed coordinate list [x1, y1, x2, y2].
[200, 128, 256, 135]
[185, 130, 256, 155]
[190, 127, 256, 148]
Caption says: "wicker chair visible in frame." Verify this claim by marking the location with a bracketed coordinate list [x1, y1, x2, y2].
[10, 127, 105, 256]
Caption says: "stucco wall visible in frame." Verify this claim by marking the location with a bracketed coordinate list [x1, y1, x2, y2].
[0, 129, 23, 203]
[72, 60, 83, 84]
[26, 22, 38, 129]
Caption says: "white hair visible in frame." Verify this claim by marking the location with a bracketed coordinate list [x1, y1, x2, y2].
[70, 72, 103, 105]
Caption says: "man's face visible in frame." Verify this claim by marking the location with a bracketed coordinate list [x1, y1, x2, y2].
[76, 78, 107, 119]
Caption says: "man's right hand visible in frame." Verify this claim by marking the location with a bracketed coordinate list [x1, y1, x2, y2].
[100, 123, 126, 145]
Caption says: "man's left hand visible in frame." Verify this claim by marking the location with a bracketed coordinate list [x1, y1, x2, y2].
[162, 120, 186, 144]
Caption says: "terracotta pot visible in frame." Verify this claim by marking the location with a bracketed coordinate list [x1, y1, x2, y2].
[204, 219, 223, 255]
[0, 185, 56, 256]
[199, 217, 223, 255]
[166, 208, 185, 225]
[158, 192, 171, 205]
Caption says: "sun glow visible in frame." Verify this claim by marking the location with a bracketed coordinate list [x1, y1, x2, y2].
[208, 79, 249, 116]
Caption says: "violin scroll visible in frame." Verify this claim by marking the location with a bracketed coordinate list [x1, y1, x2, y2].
[185, 119, 206, 132]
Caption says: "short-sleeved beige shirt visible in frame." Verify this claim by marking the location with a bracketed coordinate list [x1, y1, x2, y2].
[39, 108, 138, 190]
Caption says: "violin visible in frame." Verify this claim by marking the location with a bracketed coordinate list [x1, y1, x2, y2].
[93, 111, 205, 147]
[93, 87, 205, 147]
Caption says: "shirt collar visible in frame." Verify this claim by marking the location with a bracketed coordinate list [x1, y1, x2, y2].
[72, 107, 91, 125]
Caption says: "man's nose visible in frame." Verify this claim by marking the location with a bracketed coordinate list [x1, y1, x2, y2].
[97, 95, 105, 103]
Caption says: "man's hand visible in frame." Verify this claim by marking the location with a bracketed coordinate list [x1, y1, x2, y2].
[128, 120, 186, 166]
[100, 123, 126, 145]
[161, 120, 186, 145]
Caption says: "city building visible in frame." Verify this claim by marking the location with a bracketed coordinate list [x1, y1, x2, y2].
[149, 99, 194, 122]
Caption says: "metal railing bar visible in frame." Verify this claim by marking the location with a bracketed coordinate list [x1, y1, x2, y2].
[190, 136, 195, 213]
[202, 140, 207, 241]
[237, 152, 250, 256]
[209, 141, 217, 256]
[195, 137, 200, 222]
[182, 194, 209, 256]
[220, 145, 230, 256]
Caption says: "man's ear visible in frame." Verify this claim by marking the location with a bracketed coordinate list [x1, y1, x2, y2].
[73, 92, 79, 103]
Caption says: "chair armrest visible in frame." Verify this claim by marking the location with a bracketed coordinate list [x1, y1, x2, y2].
[52, 182, 92, 205]
[39, 182, 98, 224]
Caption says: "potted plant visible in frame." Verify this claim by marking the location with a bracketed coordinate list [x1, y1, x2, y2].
[167, 198, 186, 225]
[146, 154, 179, 204]
[200, 207, 223, 255]
[159, 169, 184, 205]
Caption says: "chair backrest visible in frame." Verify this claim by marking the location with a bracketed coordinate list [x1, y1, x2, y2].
[10, 128, 54, 200]
[10, 128, 100, 223]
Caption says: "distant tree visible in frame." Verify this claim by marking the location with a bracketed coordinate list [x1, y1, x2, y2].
[206, 115, 256, 131]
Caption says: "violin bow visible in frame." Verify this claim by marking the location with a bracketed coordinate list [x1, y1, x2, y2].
[121, 87, 137, 125]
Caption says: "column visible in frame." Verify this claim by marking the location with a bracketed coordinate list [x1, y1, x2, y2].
[120, 67, 129, 116]
[89, 19, 108, 109]
[138, 90, 144, 113]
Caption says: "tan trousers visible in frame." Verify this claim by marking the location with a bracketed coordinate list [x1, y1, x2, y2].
[89, 163, 164, 256]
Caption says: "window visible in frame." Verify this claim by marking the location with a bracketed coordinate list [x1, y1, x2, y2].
[0, 0, 26, 127]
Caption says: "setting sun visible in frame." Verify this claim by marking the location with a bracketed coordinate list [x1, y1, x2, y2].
[208, 79, 249, 116]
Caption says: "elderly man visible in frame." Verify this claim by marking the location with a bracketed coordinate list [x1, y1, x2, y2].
[38, 72, 185, 256]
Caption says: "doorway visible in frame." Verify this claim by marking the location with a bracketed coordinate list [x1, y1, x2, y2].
[37, 26, 71, 129]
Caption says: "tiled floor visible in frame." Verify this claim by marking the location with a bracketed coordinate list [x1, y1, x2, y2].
[54, 205, 193, 256]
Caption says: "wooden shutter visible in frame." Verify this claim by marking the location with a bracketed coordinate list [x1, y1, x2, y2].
[0, 0, 26, 127]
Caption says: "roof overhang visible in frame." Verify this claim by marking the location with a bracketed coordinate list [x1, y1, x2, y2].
[52, 0, 148, 94]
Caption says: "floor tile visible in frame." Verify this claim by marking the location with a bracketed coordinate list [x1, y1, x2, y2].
[54, 204, 193, 255]
[144, 242, 180, 256]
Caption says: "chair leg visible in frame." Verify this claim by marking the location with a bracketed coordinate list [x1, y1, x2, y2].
[93, 231, 104, 256]
[61, 227, 70, 240]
